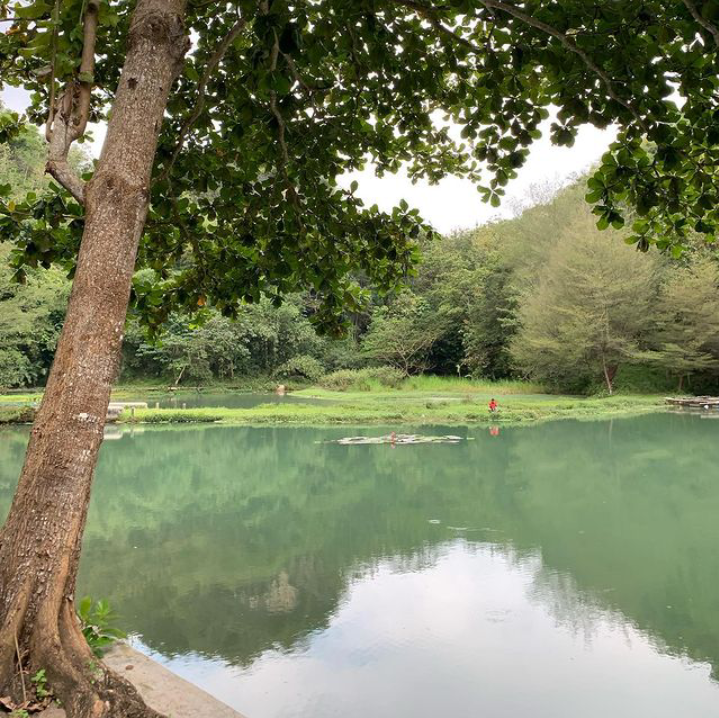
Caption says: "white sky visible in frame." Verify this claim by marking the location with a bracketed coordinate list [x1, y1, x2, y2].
[339, 120, 615, 232]
[2, 85, 615, 232]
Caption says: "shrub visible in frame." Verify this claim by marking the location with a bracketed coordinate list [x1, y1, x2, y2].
[274, 355, 326, 383]
[368, 366, 405, 388]
[319, 366, 405, 391]
[0, 405, 36, 424]
[124, 409, 224, 423]
[318, 369, 363, 391]
[0, 349, 34, 388]
[425, 399, 449, 408]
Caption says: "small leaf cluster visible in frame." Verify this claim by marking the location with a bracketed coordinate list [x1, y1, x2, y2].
[30, 668, 50, 700]
[77, 596, 126, 657]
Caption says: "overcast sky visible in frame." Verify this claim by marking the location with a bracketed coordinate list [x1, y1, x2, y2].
[2, 85, 615, 233]
[339, 120, 615, 232]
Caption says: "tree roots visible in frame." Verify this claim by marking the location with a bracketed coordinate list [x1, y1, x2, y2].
[0, 596, 164, 718]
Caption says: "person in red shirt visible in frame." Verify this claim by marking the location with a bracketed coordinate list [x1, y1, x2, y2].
[489, 398, 498, 413]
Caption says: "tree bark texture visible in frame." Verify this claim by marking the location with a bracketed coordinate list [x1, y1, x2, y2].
[0, 2, 188, 715]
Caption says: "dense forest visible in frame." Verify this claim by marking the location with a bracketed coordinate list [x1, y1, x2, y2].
[2, 121, 719, 395]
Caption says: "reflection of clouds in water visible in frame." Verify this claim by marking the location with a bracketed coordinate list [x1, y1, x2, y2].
[343, 542, 452, 585]
[526, 559, 692, 665]
[147, 541, 718, 718]
[528, 563, 609, 647]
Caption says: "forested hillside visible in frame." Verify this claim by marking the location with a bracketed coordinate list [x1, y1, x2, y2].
[2, 122, 719, 395]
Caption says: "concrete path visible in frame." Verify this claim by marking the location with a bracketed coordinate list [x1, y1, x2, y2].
[42, 643, 246, 718]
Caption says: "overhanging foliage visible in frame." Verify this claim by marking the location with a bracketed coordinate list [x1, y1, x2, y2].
[2, 0, 719, 331]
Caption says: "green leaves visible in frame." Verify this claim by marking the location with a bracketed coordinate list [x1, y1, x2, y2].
[13, 0, 53, 20]
[4, 0, 719, 323]
[77, 596, 126, 657]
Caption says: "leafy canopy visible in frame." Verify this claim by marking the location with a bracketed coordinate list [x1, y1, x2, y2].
[1, 0, 718, 328]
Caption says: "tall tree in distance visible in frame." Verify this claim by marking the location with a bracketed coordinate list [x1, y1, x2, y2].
[463, 258, 518, 379]
[362, 292, 445, 375]
[641, 256, 719, 391]
[2, 0, 719, 715]
[511, 213, 659, 394]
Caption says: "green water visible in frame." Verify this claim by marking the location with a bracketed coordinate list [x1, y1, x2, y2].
[1, 414, 718, 717]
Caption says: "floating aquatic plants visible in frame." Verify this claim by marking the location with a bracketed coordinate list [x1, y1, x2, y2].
[323, 434, 472, 446]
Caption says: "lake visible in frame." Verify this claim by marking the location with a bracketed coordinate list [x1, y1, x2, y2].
[1, 414, 718, 717]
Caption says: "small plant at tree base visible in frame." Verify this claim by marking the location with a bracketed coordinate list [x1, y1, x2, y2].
[9, 710, 29, 718]
[77, 597, 126, 657]
[30, 668, 49, 699]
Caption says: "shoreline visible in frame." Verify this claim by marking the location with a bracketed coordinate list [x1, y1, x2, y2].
[43, 642, 245, 718]
[1, 387, 672, 428]
[116, 404, 667, 427]
[121, 386, 669, 426]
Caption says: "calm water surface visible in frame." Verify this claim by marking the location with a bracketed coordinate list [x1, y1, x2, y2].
[1, 414, 718, 717]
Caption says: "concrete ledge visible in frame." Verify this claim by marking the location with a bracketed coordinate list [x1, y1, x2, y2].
[43, 643, 246, 718]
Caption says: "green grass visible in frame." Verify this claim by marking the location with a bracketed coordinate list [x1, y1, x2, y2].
[0, 393, 42, 404]
[0, 380, 294, 408]
[111, 377, 290, 396]
[1, 376, 669, 427]
[394, 375, 546, 394]
[0, 377, 298, 401]
[121, 391, 666, 427]
[0, 405, 36, 424]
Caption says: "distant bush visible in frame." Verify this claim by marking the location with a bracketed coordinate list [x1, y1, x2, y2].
[124, 409, 223, 423]
[319, 367, 405, 392]
[274, 355, 326, 383]
[317, 369, 360, 391]
[404, 375, 545, 394]
[600, 365, 683, 395]
[365, 366, 405, 388]
[425, 399, 449, 408]
[0, 405, 36, 424]
[0, 349, 34, 388]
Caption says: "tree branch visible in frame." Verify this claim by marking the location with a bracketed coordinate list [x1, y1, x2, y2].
[280, 51, 331, 97]
[46, 90, 86, 204]
[387, 0, 485, 54]
[46, 157, 86, 204]
[682, 0, 719, 47]
[160, 14, 246, 182]
[479, 0, 648, 132]
[268, 28, 290, 170]
[45, 0, 60, 142]
[72, 0, 100, 140]
[44, 0, 100, 204]
[258, 10, 303, 220]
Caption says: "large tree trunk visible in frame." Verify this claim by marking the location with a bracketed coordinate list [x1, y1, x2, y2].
[0, 1, 188, 715]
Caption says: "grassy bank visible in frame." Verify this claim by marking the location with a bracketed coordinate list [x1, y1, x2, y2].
[119, 391, 666, 427]
[0, 379, 288, 404]
[1, 377, 669, 427]
[0, 405, 36, 424]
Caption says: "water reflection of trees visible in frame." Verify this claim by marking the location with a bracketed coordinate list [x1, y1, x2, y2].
[0, 415, 717, 679]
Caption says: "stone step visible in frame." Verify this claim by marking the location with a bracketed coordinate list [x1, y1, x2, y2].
[41, 643, 246, 718]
